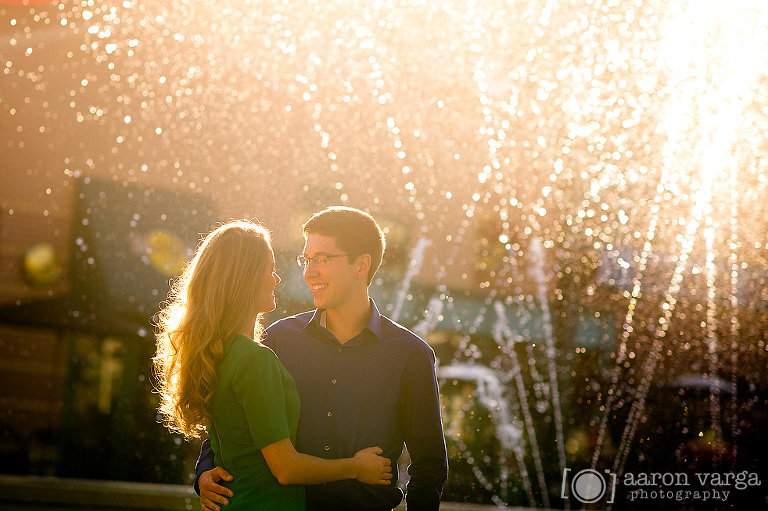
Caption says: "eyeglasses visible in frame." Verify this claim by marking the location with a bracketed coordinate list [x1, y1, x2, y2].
[296, 254, 347, 268]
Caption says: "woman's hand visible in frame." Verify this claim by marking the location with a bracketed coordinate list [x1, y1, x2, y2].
[352, 446, 393, 485]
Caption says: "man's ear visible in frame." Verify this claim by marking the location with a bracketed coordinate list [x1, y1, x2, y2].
[356, 254, 372, 280]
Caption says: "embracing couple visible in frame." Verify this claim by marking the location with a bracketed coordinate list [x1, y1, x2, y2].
[154, 206, 448, 511]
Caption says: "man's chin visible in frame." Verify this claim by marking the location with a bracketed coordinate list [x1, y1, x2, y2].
[311, 296, 328, 310]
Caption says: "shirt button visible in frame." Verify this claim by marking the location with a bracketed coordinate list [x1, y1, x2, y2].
[324, 445, 330, 451]
[327, 412, 333, 417]
[337, 347, 343, 353]
[331, 379, 337, 384]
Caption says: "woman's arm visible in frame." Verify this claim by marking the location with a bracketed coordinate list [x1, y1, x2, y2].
[261, 438, 392, 486]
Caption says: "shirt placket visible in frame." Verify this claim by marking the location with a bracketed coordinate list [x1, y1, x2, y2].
[322, 343, 343, 455]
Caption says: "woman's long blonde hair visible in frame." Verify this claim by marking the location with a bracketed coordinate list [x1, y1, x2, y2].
[153, 220, 272, 439]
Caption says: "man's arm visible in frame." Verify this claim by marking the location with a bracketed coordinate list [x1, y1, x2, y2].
[402, 346, 449, 511]
[194, 437, 215, 494]
[195, 436, 234, 511]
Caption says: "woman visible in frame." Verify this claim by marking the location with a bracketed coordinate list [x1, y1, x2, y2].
[153, 220, 391, 510]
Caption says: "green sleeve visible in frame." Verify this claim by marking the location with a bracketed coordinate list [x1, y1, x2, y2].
[232, 348, 291, 450]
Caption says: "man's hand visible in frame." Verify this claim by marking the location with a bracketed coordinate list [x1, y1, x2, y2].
[199, 467, 235, 511]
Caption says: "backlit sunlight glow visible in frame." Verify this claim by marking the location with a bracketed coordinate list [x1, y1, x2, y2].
[589, 0, 767, 498]
[2, 0, 767, 507]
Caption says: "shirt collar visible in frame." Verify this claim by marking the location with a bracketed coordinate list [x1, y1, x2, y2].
[304, 298, 383, 345]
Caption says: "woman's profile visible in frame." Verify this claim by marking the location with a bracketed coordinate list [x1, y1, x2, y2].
[153, 220, 391, 510]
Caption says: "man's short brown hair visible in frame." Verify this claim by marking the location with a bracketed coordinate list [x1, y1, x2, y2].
[302, 206, 386, 285]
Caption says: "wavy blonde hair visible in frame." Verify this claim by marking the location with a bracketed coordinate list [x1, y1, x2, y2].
[153, 220, 272, 439]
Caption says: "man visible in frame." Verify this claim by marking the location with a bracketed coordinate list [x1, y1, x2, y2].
[195, 206, 448, 511]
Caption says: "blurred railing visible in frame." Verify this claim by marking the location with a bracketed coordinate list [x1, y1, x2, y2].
[0, 475, 534, 510]
[0, 475, 197, 510]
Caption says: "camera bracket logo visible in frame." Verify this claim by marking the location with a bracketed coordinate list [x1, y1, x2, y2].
[562, 468, 617, 504]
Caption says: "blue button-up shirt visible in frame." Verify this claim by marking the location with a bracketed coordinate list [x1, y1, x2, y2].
[197, 300, 448, 511]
